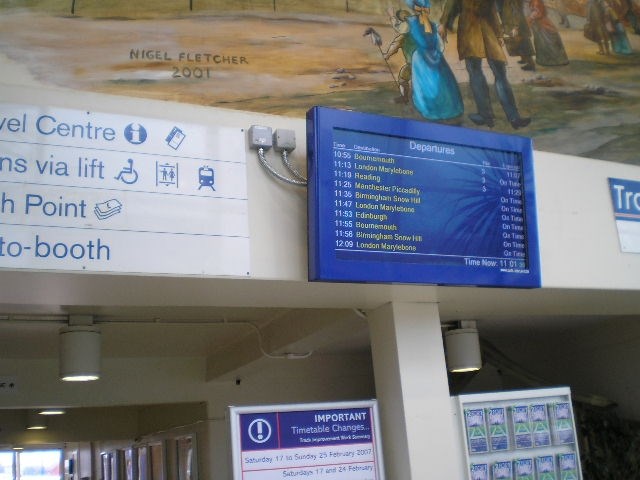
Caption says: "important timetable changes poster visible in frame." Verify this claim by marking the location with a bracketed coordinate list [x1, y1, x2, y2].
[229, 400, 385, 480]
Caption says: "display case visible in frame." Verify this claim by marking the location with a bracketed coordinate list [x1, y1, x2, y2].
[455, 387, 582, 480]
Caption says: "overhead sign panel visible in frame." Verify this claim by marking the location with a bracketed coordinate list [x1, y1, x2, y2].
[307, 106, 541, 288]
[0, 103, 249, 276]
[229, 401, 385, 480]
[608, 177, 640, 253]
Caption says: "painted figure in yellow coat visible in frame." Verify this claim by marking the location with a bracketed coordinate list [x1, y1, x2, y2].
[439, 0, 531, 129]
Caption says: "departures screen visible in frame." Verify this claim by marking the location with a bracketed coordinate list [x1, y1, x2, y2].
[307, 106, 541, 288]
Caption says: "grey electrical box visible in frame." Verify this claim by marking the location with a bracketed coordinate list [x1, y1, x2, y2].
[273, 129, 296, 152]
[248, 125, 273, 149]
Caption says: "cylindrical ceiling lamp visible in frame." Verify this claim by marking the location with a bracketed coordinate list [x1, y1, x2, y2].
[59, 325, 101, 381]
[444, 324, 482, 373]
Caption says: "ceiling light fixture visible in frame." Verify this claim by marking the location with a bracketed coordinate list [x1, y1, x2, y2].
[26, 410, 47, 430]
[443, 320, 482, 373]
[38, 409, 66, 415]
[59, 316, 101, 382]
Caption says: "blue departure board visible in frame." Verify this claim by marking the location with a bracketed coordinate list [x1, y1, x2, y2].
[307, 106, 541, 288]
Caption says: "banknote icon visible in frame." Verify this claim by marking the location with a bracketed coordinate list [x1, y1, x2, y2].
[94, 199, 122, 220]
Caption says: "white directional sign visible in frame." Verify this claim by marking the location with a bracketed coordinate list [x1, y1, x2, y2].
[0, 103, 249, 276]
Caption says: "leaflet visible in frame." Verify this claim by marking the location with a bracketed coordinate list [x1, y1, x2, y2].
[530, 404, 551, 448]
[489, 406, 510, 452]
[511, 405, 533, 449]
[470, 463, 489, 480]
[493, 461, 514, 480]
[536, 455, 557, 480]
[558, 453, 579, 480]
[515, 458, 535, 480]
[465, 408, 490, 454]
[551, 403, 575, 445]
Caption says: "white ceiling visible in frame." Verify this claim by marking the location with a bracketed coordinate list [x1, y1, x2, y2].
[0, 282, 638, 363]
[0, 267, 638, 422]
[0, 274, 639, 428]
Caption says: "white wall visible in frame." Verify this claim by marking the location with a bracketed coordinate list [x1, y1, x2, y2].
[1, 85, 639, 292]
[535, 151, 640, 289]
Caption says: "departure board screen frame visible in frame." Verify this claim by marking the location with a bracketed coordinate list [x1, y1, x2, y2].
[306, 106, 541, 288]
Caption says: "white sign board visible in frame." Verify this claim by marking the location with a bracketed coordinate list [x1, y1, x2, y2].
[229, 401, 385, 480]
[609, 177, 640, 253]
[0, 103, 249, 275]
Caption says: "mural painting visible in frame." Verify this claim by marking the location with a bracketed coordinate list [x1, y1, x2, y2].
[0, 0, 638, 164]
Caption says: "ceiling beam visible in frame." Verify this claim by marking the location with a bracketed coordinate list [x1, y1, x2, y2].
[205, 308, 367, 381]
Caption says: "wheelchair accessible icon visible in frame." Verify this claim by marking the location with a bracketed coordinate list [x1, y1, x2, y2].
[114, 158, 139, 185]
[248, 418, 272, 444]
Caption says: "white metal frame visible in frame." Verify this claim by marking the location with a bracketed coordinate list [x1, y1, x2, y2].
[454, 387, 583, 480]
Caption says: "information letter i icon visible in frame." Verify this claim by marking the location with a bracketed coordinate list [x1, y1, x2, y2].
[124, 123, 148, 145]
[131, 125, 140, 143]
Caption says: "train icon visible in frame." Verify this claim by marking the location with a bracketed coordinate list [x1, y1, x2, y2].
[198, 166, 215, 191]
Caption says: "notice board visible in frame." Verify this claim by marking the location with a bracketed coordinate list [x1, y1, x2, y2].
[229, 400, 385, 480]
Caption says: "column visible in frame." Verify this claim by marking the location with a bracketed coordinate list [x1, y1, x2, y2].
[368, 302, 464, 479]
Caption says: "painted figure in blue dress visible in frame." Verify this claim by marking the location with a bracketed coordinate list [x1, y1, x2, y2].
[404, 0, 464, 122]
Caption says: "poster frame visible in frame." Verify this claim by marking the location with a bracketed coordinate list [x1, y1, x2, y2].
[229, 399, 385, 480]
